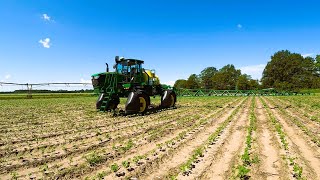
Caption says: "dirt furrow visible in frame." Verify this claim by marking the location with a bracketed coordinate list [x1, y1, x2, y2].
[0, 110, 201, 176]
[0, 98, 241, 179]
[270, 97, 320, 135]
[276, 96, 320, 117]
[252, 97, 286, 179]
[0, 108, 187, 146]
[139, 98, 248, 179]
[87, 98, 245, 179]
[0, 97, 228, 146]
[263, 97, 320, 179]
[195, 98, 250, 180]
[266, 97, 320, 147]
[0, 108, 193, 159]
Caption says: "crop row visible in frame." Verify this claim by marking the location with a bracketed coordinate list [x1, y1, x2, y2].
[0, 107, 205, 175]
[85, 98, 246, 179]
[260, 97, 304, 179]
[233, 97, 258, 179]
[0, 107, 191, 158]
[272, 97, 320, 125]
[266, 97, 320, 147]
[174, 97, 246, 178]
[0, 97, 242, 179]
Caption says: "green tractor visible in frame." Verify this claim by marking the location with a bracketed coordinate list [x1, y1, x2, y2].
[91, 56, 177, 114]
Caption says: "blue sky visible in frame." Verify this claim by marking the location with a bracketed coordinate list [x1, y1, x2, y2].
[1, 0, 320, 90]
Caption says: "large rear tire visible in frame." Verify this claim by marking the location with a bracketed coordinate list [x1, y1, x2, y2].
[138, 93, 150, 113]
[125, 91, 150, 114]
[161, 90, 176, 108]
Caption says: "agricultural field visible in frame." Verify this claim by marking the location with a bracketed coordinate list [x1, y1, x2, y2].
[0, 95, 320, 180]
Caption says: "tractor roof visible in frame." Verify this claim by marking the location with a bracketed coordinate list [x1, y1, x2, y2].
[117, 58, 144, 66]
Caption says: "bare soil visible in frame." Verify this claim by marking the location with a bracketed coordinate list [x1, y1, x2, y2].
[1, 95, 320, 180]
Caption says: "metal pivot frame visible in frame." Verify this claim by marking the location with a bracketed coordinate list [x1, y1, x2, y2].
[176, 89, 312, 97]
[0, 82, 92, 99]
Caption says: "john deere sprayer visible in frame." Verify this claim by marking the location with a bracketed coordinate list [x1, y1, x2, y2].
[91, 56, 176, 114]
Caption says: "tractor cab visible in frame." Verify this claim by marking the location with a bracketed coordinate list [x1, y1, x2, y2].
[114, 56, 144, 83]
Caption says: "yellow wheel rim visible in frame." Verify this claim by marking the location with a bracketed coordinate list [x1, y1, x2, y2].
[170, 95, 175, 107]
[139, 97, 147, 112]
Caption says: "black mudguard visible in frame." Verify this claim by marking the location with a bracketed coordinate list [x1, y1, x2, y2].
[161, 90, 176, 108]
[96, 93, 105, 109]
[125, 92, 141, 114]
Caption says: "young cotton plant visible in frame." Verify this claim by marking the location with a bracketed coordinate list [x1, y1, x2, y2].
[110, 163, 119, 172]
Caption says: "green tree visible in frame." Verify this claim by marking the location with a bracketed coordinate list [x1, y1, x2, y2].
[186, 74, 200, 89]
[211, 64, 241, 90]
[248, 79, 260, 89]
[174, 79, 187, 89]
[237, 74, 251, 90]
[199, 67, 218, 89]
[262, 50, 317, 90]
[313, 55, 320, 88]
[236, 74, 260, 90]
[316, 55, 320, 75]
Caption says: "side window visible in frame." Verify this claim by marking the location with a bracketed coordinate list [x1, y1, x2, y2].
[136, 64, 141, 73]
[117, 64, 122, 74]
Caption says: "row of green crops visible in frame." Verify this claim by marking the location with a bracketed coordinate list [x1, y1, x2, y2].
[260, 97, 305, 179]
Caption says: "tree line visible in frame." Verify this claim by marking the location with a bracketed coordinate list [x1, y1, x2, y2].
[174, 50, 320, 91]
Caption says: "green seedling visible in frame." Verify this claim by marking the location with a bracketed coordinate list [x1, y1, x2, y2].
[110, 163, 119, 172]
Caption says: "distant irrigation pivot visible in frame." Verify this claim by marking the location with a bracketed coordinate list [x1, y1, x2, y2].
[0, 81, 93, 98]
[0, 82, 92, 86]
[0, 82, 312, 98]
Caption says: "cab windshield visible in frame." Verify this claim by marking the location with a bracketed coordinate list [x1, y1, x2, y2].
[116, 63, 141, 74]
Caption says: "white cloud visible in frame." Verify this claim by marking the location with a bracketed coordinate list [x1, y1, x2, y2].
[302, 53, 313, 58]
[163, 80, 175, 86]
[237, 24, 242, 29]
[42, 13, 51, 21]
[5, 74, 11, 80]
[240, 64, 265, 80]
[80, 78, 91, 84]
[39, 38, 51, 48]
